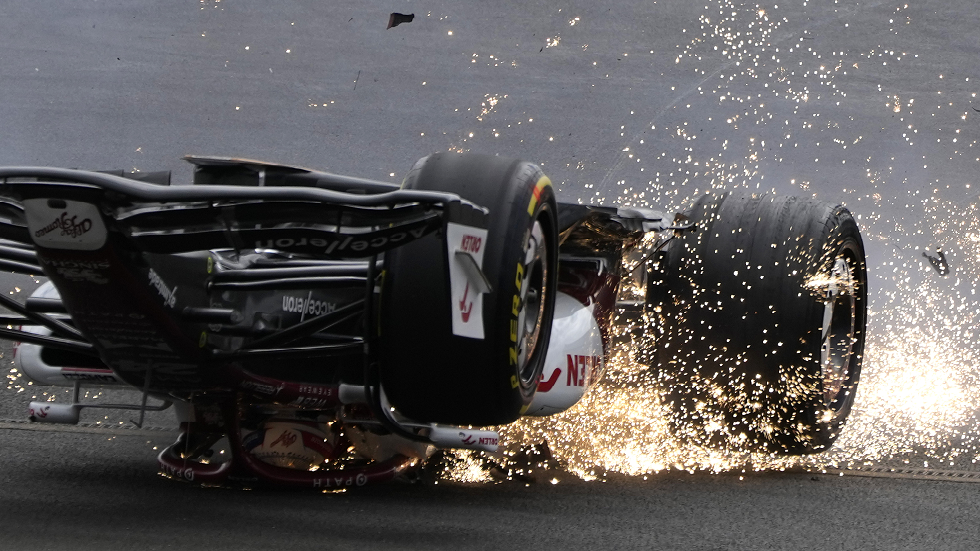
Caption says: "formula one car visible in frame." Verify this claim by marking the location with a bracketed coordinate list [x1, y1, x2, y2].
[0, 152, 866, 488]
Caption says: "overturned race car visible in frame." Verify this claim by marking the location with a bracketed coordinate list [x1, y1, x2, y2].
[0, 152, 866, 488]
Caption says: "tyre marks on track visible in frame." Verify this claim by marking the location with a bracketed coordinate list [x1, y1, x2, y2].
[6, 418, 979, 484]
[815, 466, 980, 484]
[0, 419, 174, 436]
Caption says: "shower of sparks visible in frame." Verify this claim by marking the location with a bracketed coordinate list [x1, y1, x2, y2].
[5, 0, 980, 487]
[440, 0, 980, 483]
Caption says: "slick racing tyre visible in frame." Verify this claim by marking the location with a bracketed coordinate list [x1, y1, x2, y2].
[381, 153, 558, 426]
[652, 191, 867, 454]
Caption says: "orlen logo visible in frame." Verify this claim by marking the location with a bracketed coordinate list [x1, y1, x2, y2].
[459, 283, 474, 322]
[460, 433, 498, 446]
[536, 354, 602, 391]
[566, 354, 601, 387]
[456, 234, 483, 323]
[538, 368, 561, 392]
[34, 211, 93, 240]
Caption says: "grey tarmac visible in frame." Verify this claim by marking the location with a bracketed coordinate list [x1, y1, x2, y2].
[1, 0, 979, 548]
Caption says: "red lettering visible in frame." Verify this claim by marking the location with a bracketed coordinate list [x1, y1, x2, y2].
[459, 282, 473, 322]
[562, 355, 601, 387]
[269, 429, 297, 448]
[566, 355, 578, 386]
[538, 368, 561, 392]
[461, 235, 482, 253]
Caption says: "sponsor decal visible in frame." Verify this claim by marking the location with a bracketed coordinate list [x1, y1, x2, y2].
[159, 461, 195, 481]
[459, 234, 482, 254]
[537, 368, 561, 392]
[111, 360, 203, 385]
[284, 385, 338, 408]
[313, 473, 368, 488]
[240, 380, 281, 396]
[458, 283, 474, 322]
[62, 370, 118, 383]
[282, 295, 336, 316]
[459, 432, 498, 447]
[39, 258, 111, 270]
[54, 266, 108, 284]
[43, 259, 112, 284]
[34, 211, 93, 240]
[23, 199, 107, 250]
[297, 384, 336, 397]
[269, 429, 298, 449]
[289, 396, 336, 408]
[446, 223, 489, 339]
[254, 227, 429, 256]
[148, 268, 178, 308]
[509, 261, 523, 366]
[29, 404, 47, 419]
[565, 354, 602, 387]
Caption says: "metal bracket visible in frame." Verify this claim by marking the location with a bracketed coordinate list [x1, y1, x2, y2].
[27, 383, 172, 426]
[454, 250, 492, 294]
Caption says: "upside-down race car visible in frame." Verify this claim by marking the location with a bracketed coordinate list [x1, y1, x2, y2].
[0, 152, 866, 488]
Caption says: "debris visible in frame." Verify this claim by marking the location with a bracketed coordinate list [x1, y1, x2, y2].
[387, 13, 414, 29]
[922, 249, 950, 276]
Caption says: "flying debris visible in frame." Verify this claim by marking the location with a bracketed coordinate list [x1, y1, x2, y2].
[922, 249, 950, 276]
[387, 13, 414, 29]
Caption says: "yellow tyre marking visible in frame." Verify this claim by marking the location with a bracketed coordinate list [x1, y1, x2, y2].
[526, 176, 552, 215]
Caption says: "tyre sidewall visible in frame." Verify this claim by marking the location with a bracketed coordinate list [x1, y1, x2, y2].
[381, 153, 557, 425]
[656, 191, 867, 453]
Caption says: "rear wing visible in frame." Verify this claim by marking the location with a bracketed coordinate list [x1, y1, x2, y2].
[0, 164, 487, 259]
[0, 163, 490, 390]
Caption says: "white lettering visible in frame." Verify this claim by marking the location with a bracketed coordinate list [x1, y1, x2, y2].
[281, 295, 337, 315]
[147, 269, 178, 308]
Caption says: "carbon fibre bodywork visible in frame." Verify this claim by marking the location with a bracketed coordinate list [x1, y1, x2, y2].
[0, 156, 663, 488]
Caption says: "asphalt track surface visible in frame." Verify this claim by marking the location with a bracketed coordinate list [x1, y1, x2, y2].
[2, 1, 980, 549]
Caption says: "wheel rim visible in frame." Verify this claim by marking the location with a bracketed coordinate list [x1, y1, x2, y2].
[516, 219, 548, 384]
[819, 255, 858, 406]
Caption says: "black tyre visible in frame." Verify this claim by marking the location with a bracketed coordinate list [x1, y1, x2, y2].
[380, 152, 558, 426]
[653, 191, 867, 454]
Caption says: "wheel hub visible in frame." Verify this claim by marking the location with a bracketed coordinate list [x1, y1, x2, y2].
[819, 256, 857, 406]
[515, 220, 548, 384]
